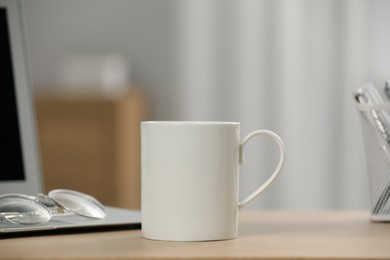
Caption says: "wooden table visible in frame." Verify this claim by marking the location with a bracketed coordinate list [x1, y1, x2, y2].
[1, 211, 389, 260]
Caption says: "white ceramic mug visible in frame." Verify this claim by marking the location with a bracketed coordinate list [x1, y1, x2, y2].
[141, 121, 285, 241]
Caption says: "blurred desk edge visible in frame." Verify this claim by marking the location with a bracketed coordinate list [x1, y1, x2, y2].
[1, 211, 389, 260]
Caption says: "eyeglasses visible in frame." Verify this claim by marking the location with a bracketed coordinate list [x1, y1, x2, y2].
[0, 189, 106, 225]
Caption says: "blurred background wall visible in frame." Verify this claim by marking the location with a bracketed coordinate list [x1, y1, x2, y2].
[22, 0, 390, 210]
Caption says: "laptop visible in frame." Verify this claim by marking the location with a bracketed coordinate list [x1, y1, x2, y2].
[0, 0, 141, 234]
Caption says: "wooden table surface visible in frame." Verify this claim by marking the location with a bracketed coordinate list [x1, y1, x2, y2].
[1, 211, 389, 260]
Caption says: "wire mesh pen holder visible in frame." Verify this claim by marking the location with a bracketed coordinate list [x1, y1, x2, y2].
[357, 103, 390, 221]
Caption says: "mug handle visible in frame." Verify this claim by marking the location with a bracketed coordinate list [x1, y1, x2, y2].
[238, 130, 285, 209]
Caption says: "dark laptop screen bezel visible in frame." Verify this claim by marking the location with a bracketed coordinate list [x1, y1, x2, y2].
[1, 7, 25, 182]
[0, 0, 42, 195]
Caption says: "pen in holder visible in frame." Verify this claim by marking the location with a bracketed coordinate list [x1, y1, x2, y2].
[357, 102, 390, 221]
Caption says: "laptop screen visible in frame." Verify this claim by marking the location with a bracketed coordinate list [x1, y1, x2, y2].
[0, 0, 42, 194]
[0, 7, 25, 182]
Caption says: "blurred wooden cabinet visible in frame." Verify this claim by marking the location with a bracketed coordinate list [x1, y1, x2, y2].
[35, 89, 147, 209]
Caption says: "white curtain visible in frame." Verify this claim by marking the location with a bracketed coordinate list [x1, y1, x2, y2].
[172, 0, 370, 209]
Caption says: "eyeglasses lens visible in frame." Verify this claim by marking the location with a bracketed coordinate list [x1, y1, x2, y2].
[48, 190, 106, 219]
[0, 195, 51, 224]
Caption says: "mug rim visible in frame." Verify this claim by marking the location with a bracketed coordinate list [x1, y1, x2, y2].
[141, 121, 239, 125]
